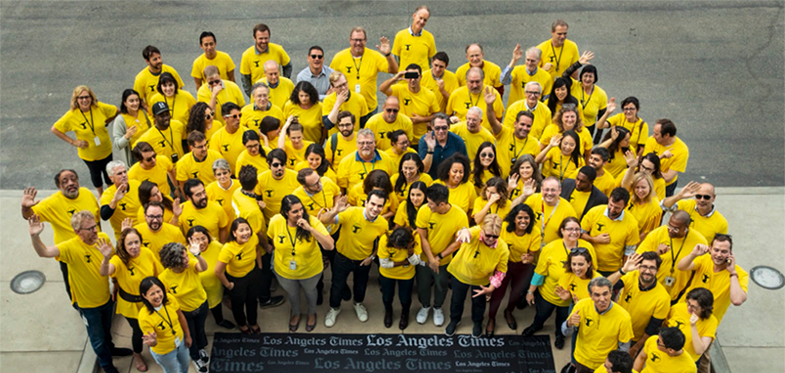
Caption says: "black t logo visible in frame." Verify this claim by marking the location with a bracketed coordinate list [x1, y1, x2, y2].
[549, 56, 555, 62]
[428, 221, 436, 229]
[158, 321, 167, 331]
[159, 140, 168, 148]
[404, 98, 411, 106]
[352, 225, 362, 233]
[265, 190, 273, 197]
[359, 172, 367, 180]
[473, 251, 480, 259]
[191, 171, 199, 178]
[149, 85, 156, 92]
[170, 285, 178, 294]
[597, 223, 605, 231]
[535, 212, 543, 220]
[253, 119, 260, 127]
[509, 144, 516, 152]
[187, 218, 195, 227]
[702, 274, 710, 283]
[464, 102, 471, 109]
[624, 293, 633, 302]
[143, 242, 150, 247]
[337, 149, 343, 156]
[67, 208, 76, 216]
[585, 318, 594, 327]
[80, 122, 87, 130]
[85, 254, 91, 263]
[404, 44, 411, 51]
[307, 203, 315, 211]
[236, 252, 243, 260]
[216, 198, 224, 206]
[278, 236, 286, 244]
[222, 144, 230, 152]
[569, 283, 576, 291]
[651, 353, 661, 362]
[289, 158, 296, 166]
[346, 66, 353, 74]
[119, 203, 127, 211]
[254, 61, 260, 67]
[128, 266, 135, 276]
[511, 189, 520, 197]
[674, 320, 684, 329]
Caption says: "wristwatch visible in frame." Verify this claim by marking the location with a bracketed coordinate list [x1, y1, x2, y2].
[436, 252, 443, 259]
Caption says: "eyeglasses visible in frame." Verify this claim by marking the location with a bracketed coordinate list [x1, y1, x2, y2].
[639, 164, 654, 173]
[385, 108, 399, 113]
[223, 113, 242, 119]
[639, 265, 658, 272]
[695, 194, 712, 200]
[205, 112, 213, 120]
[524, 91, 540, 96]
[146, 214, 163, 220]
[570, 247, 588, 253]
[357, 141, 375, 146]
[337, 122, 354, 128]
[666, 224, 683, 232]
[622, 107, 637, 112]
[433, 126, 449, 132]
[310, 54, 323, 59]
[208, 80, 221, 86]
[143, 155, 157, 163]
[563, 227, 581, 232]
[80, 224, 98, 231]
[77, 96, 91, 100]
[350, 38, 366, 43]
[479, 152, 494, 158]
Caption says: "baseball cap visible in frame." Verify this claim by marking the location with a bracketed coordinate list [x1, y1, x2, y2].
[152, 102, 169, 116]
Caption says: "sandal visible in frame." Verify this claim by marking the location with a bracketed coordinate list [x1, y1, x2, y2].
[289, 315, 301, 333]
[306, 313, 317, 332]
[250, 325, 262, 334]
[133, 353, 148, 372]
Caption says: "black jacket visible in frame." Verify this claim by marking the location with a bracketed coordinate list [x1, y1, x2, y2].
[560, 178, 609, 219]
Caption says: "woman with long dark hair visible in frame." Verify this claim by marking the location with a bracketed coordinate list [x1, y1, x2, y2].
[186, 225, 235, 330]
[378, 227, 422, 330]
[235, 130, 269, 178]
[666, 287, 718, 363]
[296, 143, 337, 184]
[268, 195, 334, 332]
[186, 102, 222, 140]
[136, 180, 180, 226]
[471, 142, 502, 194]
[507, 154, 543, 199]
[436, 153, 476, 214]
[536, 129, 584, 181]
[214, 218, 262, 335]
[598, 125, 632, 178]
[113, 88, 152, 165]
[393, 181, 428, 229]
[391, 153, 433, 201]
[138, 276, 192, 373]
[621, 152, 666, 201]
[543, 77, 583, 121]
[472, 177, 510, 224]
[284, 81, 323, 143]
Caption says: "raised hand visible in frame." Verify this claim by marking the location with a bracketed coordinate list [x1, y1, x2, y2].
[691, 243, 711, 257]
[28, 214, 44, 236]
[455, 228, 471, 244]
[125, 125, 138, 140]
[508, 173, 520, 191]
[623, 150, 638, 168]
[376, 36, 391, 56]
[679, 181, 701, 198]
[656, 243, 671, 255]
[568, 310, 581, 327]
[121, 217, 133, 231]
[424, 131, 436, 151]
[554, 285, 571, 300]
[141, 331, 157, 347]
[622, 253, 643, 274]
[172, 197, 182, 217]
[689, 312, 699, 326]
[607, 97, 617, 113]
[484, 86, 496, 105]
[578, 50, 595, 65]
[112, 183, 127, 204]
[511, 43, 523, 62]
[548, 134, 562, 148]
[296, 217, 312, 231]
[22, 187, 40, 209]
[522, 178, 536, 197]
[94, 237, 113, 258]
[187, 236, 201, 256]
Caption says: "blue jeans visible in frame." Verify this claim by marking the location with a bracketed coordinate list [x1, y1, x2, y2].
[151, 342, 190, 373]
[77, 300, 117, 373]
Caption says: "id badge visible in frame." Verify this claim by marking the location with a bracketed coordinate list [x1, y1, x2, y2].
[664, 276, 675, 287]
[174, 336, 181, 348]
[289, 260, 297, 270]
[354, 84, 361, 93]
[93, 136, 101, 146]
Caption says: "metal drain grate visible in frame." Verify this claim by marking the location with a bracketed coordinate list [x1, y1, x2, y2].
[750, 266, 785, 290]
[10, 270, 46, 294]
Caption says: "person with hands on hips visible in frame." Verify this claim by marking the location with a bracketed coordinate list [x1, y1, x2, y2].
[139, 276, 192, 373]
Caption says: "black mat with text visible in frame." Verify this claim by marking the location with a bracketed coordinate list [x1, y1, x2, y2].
[210, 332, 556, 373]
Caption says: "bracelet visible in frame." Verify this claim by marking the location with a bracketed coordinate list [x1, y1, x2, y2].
[437, 252, 443, 259]
[427, 151, 434, 154]
[193, 251, 201, 257]
[729, 273, 737, 278]
[619, 268, 626, 276]
[385, 52, 391, 57]
[527, 290, 533, 295]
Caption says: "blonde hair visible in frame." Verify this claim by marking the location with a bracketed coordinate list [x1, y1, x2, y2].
[481, 214, 503, 236]
[630, 172, 654, 204]
[70, 210, 96, 231]
[328, 71, 346, 86]
[349, 27, 367, 39]
[70, 85, 97, 111]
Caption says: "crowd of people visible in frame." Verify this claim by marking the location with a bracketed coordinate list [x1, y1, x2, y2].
[24, 6, 749, 373]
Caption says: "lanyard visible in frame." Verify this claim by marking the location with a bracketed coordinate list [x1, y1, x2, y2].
[668, 230, 688, 274]
[285, 225, 297, 257]
[155, 126, 175, 151]
[164, 95, 176, 118]
[308, 189, 329, 210]
[80, 108, 96, 135]
[351, 56, 363, 80]
[580, 86, 594, 110]
[361, 158, 377, 175]
[550, 43, 565, 72]
[469, 92, 481, 108]
[540, 197, 559, 240]
[153, 304, 176, 336]
[512, 136, 529, 161]
[558, 154, 567, 180]
[562, 241, 574, 257]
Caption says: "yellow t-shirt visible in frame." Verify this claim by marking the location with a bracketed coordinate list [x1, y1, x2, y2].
[218, 234, 259, 278]
[392, 203, 420, 228]
[231, 188, 266, 236]
[366, 112, 414, 151]
[571, 83, 608, 127]
[580, 206, 641, 272]
[594, 169, 616, 197]
[110, 247, 162, 319]
[136, 120, 186, 161]
[336, 150, 396, 191]
[501, 222, 542, 263]
[675, 199, 729, 244]
[329, 48, 390, 111]
[378, 233, 423, 281]
[536, 38, 580, 80]
[682, 255, 749, 324]
[415, 204, 469, 266]
[534, 238, 596, 307]
[119, 111, 154, 147]
[235, 150, 270, 178]
[421, 69, 459, 112]
[32, 188, 100, 244]
[159, 259, 207, 312]
[390, 84, 440, 143]
[283, 101, 324, 144]
[134, 64, 185, 104]
[540, 124, 592, 158]
[392, 28, 436, 71]
[292, 177, 341, 217]
[148, 91, 196, 126]
[636, 226, 708, 301]
[495, 126, 541, 178]
[179, 200, 229, 240]
[268, 214, 328, 280]
[324, 134, 357, 169]
[642, 137, 689, 187]
[525, 195, 577, 244]
[567, 188, 591, 218]
[209, 128, 244, 172]
[199, 240, 225, 308]
[191, 51, 236, 82]
[254, 169, 300, 221]
[604, 147, 629, 178]
[56, 233, 112, 308]
[347, 184, 399, 217]
[134, 223, 186, 262]
[618, 271, 672, 341]
[138, 296, 185, 355]
[385, 147, 418, 172]
[449, 122, 495, 161]
[503, 99, 553, 141]
[541, 148, 585, 181]
[282, 139, 314, 169]
[54, 102, 117, 161]
[640, 335, 697, 373]
[390, 171, 433, 201]
[456, 60, 502, 88]
[240, 43, 291, 84]
[240, 102, 284, 136]
[472, 197, 511, 222]
[128, 155, 173, 196]
[335, 206, 388, 260]
[507, 66, 553, 107]
[100, 180, 143, 240]
[256, 77, 295, 110]
[667, 302, 718, 361]
[448, 226, 510, 286]
[175, 150, 224, 185]
[196, 80, 246, 126]
[446, 86, 504, 129]
[558, 271, 602, 303]
[433, 180, 477, 214]
[322, 91, 368, 134]
[206, 179, 240, 223]
[571, 298, 634, 370]
[607, 113, 649, 151]
[627, 198, 664, 238]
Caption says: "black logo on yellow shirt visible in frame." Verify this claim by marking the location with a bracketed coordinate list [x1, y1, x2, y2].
[651, 353, 661, 362]
[536, 212, 542, 220]
[549, 56, 555, 62]
[289, 158, 296, 166]
[265, 190, 274, 198]
[250, 119, 259, 128]
[560, 260, 567, 267]
[674, 320, 685, 329]
[473, 251, 480, 259]
[552, 160, 560, 168]
[361, 200, 366, 207]
[337, 149, 343, 156]
[236, 252, 243, 260]
[67, 208, 76, 216]
[346, 67, 353, 74]
[464, 102, 471, 109]
[85, 254, 92, 263]
[80, 122, 88, 130]
[254, 61, 260, 67]
[521, 82, 527, 89]
[404, 98, 411, 106]
[148, 85, 156, 92]
[427, 221, 436, 230]
[511, 189, 520, 197]
[128, 266, 135, 275]
[143, 241, 150, 247]
[159, 140, 168, 148]
[216, 198, 224, 206]
[222, 144, 230, 152]
[597, 223, 605, 231]
[624, 293, 633, 302]
[119, 203, 127, 211]
[378, 131, 388, 141]
[584, 318, 594, 327]
[359, 172, 367, 180]
[569, 283, 576, 292]
[352, 225, 362, 233]
[187, 218, 195, 227]
[307, 202, 315, 211]
[278, 236, 286, 244]
[158, 321, 167, 331]
[702, 274, 710, 283]
[404, 44, 411, 51]
[170, 285, 178, 294]
[191, 171, 199, 179]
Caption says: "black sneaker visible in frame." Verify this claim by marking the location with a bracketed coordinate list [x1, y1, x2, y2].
[217, 319, 235, 329]
[199, 348, 210, 364]
[445, 321, 461, 337]
[259, 295, 285, 309]
[554, 335, 565, 349]
[521, 325, 539, 337]
[472, 321, 482, 338]
[110, 347, 133, 357]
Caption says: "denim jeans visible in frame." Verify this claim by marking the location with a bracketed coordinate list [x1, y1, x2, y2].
[329, 252, 372, 308]
[182, 300, 208, 360]
[151, 341, 190, 373]
[77, 300, 117, 373]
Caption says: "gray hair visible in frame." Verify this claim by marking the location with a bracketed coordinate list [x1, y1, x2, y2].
[263, 60, 279, 70]
[213, 158, 231, 173]
[70, 210, 95, 231]
[524, 81, 542, 93]
[106, 160, 127, 177]
[357, 128, 374, 141]
[467, 106, 483, 118]
[466, 66, 485, 80]
[525, 47, 542, 61]
[251, 82, 269, 96]
[588, 277, 612, 293]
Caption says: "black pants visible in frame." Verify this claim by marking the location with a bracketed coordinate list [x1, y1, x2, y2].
[329, 252, 371, 308]
[257, 253, 273, 303]
[665, 180, 679, 197]
[210, 304, 226, 323]
[59, 262, 75, 306]
[449, 276, 486, 324]
[379, 274, 414, 313]
[124, 316, 143, 353]
[82, 155, 113, 188]
[182, 300, 209, 359]
[317, 246, 338, 293]
[226, 267, 261, 327]
[529, 290, 569, 337]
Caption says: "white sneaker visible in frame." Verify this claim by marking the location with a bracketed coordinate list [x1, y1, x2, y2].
[416, 306, 431, 324]
[325, 308, 341, 328]
[192, 358, 208, 373]
[354, 303, 369, 322]
[433, 307, 445, 327]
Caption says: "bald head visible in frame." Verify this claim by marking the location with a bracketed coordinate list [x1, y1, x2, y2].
[382, 96, 400, 123]
[672, 210, 691, 224]
[264, 60, 280, 84]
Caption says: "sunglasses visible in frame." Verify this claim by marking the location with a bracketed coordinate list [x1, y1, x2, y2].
[143, 155, 157, 163]
[570, 247, 588, 254]
[695, 194, 712, 200]
[208, 80, 221, 86]
[205, 113, 213, 120]
[310, 54, 323, 59]
[433, 126, 449, 132]
[270, 162, 284, 168]
[223, 113, 242, 119]
[479, 152, 494, 158]
[484, 233, 499, 240]
[385, 108, 399, 113]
